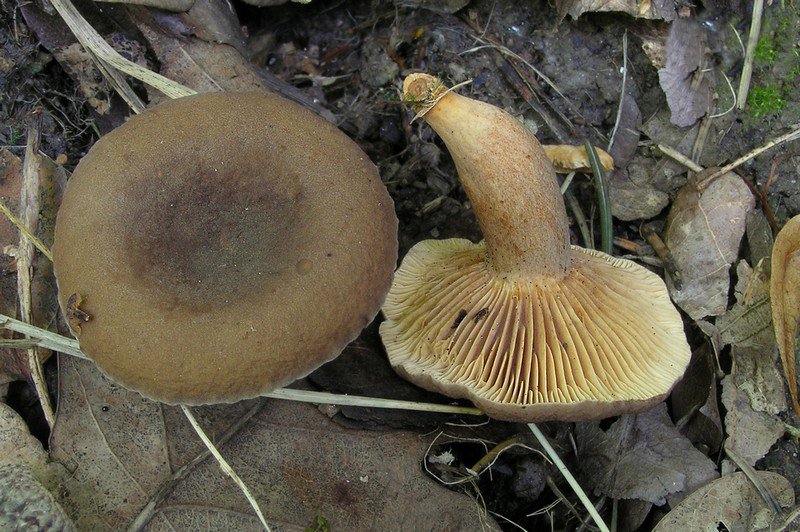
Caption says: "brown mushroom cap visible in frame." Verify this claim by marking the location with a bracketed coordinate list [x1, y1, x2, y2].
[53, 91, 397, 405]
[381, 239, 689, 422]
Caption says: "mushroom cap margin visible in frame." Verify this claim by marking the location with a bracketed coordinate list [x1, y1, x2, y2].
[380, 238, 690, 422]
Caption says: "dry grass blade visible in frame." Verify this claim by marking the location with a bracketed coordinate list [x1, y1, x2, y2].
[737, 0, 765, 110]
[181, 405, 271, 531]
[697, 127, 800, 191]
[18, 120, 55, 428]
[528, 423, 610, 532]
[264, 388, 484, 415]
[0, 313, 486, 415]
[49, 0, 195, 100]
[0, 200, 53, 261]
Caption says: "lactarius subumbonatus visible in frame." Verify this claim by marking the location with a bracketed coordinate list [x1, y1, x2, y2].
[380, 74, 690, 422]
[53, 92, 398, 405]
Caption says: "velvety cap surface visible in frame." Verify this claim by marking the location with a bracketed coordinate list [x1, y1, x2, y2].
[54, 91, 397, 404]
[380, 239, 690, 421]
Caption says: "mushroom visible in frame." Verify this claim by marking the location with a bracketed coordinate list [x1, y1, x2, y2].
[380, 74, 690, 422]
[542, 144, 614, 174]
[53, 91, 398, 405]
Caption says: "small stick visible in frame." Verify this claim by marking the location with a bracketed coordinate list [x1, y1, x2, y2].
[529, 423, 610, 532]
[725, 443, 781, 514]
[181, 406, 271, 531]
[641, 225, 682, 289]
[265, 388, 484, 416]
[129, 401, 266, 531]
[545, 476, 589, 527]
[564, 190, 593, 249]
[657, 144, 704, 173]
[19, 120, 55, 429]
[737, 0, 765, 110]
[697, 126, 800, 191]
[613, 237, 641, 254]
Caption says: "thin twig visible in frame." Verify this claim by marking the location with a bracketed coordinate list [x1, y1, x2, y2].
[641, 225, 682, 289]
[657, 143, 704, 173]
[181, 406, 271, 531]
[469, 435, 547, 477]
[529, 424, 610, 532]
[544, 475, 594, 530]
[19, 119, 55, 429]
[737, 0, 765, 110]
[697, 126, 800, 191]
[265, 388, 484, 415]
[128, 401, 266, 531]
[565, 190, 592, 248]
[725, 443, 782, 514]
[608, 31, 628, 152]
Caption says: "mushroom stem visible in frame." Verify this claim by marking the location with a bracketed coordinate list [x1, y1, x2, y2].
[403, 74, 570, 279]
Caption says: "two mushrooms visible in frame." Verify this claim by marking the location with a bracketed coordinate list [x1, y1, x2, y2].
[53, 79, 690, 422]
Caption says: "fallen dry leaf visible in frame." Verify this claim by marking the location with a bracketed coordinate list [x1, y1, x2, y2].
[50, 356, 497, 530]
[771, 214, 800, 416]
[664, 171, 755, 320]
[657, 18, 715, 127]
[652, 471, 794, 532]
[670, 347, 722, 453]
[576, 404, 718, 506]
[717, 261, 774, 350]
[747, 210, 775, 274]
[721, 371, 785, 467]
[0, 402, 55, 483]
[556, 0, 677, 21]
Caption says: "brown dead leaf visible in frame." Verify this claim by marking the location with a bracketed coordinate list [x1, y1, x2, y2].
[771, 214, 800, 416]
[607, 95, 671, 221]
[556, 0, 677, 21]
[664, 171, 755, 321]
[0, 402, 55, 484]
[717, 261, 774, 350]
[721, 371, 785, 467]
[50, 356, 498, 530]
[576, 404, 718, 506]
[130, 2, 266, 100]
[747, 210, 775, 275]
[657, 18, 715, 127]
[670, 346, 722, 453]
[652, 471, 794, 532]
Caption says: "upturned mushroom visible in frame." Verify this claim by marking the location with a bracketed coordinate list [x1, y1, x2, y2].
[53, 91, 398, 405]
[380, 74, 690, 422]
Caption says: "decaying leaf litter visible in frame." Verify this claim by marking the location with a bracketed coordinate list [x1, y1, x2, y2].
[1, 0, 800, 530]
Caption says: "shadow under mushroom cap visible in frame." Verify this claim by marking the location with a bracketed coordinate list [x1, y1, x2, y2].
[380, 238, 691, 422]
[54, 91, 398, 405]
